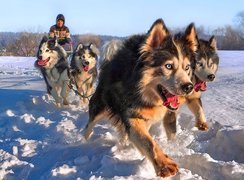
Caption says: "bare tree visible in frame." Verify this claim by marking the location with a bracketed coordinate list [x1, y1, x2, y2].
[219, 25, 243, 50]
[6, 32, 43, 56]
[72, 34, 102, 49]
[234, 10, 244, 38]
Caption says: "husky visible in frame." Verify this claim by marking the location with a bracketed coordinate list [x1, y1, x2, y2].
[35, 36, 70, 107]
[83, 19, 199, 178]
[163, 36, 219, 139]
[70, 43, 99, 104]
[101, 39, 123, 61]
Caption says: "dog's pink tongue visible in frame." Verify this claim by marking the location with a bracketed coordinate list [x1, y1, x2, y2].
[84, 65, 89, 72]
[194, 81, 207, 92]
[163, 93, 179, 108]
[37, 59, 47, 66]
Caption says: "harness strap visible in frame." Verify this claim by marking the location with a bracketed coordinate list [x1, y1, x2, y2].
[68, 75, 94, 100]
[67, 81, 93, 99]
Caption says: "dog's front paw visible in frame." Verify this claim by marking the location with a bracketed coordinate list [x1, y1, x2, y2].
[156, 158, 179, 177]
[56, 103, 61, 108]
[84, 129, 93, 140]
[196, 121, 209, 131]
[63, 99, 69, 106]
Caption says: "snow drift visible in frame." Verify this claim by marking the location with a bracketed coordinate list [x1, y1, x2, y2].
[0, 51, 243, 179]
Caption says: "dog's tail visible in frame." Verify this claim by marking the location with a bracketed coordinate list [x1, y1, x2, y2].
[100, 39, 123, 67]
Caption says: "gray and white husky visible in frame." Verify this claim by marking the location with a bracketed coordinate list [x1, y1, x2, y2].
[35, 36, 70, 107]
[70, 43, 99, 104]
[101, 39, 123, 62]
[163, 36, 220, 140]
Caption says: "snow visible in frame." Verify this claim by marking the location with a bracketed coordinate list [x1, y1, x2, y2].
[0, 51, 244, 179]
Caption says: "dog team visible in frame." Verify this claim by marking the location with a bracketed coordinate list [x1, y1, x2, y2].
[35, 14, 219, 178]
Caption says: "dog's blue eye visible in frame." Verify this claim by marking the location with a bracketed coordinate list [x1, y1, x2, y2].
[165, 64, 173, 70]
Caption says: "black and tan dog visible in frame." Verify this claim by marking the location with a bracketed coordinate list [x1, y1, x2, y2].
[163, 36, 219, 140]
[83, 19, 199, 178]
[70, 43, 99, 104]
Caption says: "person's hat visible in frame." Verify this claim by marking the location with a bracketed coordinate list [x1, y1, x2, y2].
[56, 14, 65, 23]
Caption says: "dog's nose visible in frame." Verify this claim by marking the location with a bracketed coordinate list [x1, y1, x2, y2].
[84, 61, 89, 65]
[38, 56, 42, 60]
[181, 83, 193, 94]
[208, 74, 215, 81]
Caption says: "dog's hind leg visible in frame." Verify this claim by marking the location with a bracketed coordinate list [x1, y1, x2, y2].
[186, 98, 208, 131]
[84, 109, 107, 140]
[128, 118, 178, 177]
[163, 111, 177, 140]
[83, 92, 107, 140]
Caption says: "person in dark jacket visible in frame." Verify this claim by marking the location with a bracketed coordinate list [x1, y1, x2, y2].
[49, 14, 71, 46]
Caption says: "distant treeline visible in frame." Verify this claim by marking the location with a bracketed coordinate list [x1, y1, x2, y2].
[0, 32, 122, 56]
[0, 24, 243, 57]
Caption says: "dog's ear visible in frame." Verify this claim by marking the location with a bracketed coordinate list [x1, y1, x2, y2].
[47, 38, 56, 49]
[54, 37, 58, 46]
[39, 36, 48, 49]
[141, 18, 170, 53]
[185, 23, 199, 53]
[89, 43, 100, 57]
[76, 43, 83, 52]
[209, 36, 217, 50]
[37, 36, 48, 57]
[41, 36, 48, 43]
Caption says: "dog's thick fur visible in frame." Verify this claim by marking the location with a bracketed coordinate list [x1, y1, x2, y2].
[70, 43, 99, 104]
[163, 36, 219, 139]
[84, 19, 199, 177]
[101, 39, 123, 61]
[35, 36, 70, 107]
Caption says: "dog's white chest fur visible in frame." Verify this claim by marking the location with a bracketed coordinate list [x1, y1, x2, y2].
[46, 68, 69, 86]
[75, 72, 93, 86]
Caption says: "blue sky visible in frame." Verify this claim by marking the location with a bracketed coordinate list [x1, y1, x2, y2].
[0, 0, 243, 36]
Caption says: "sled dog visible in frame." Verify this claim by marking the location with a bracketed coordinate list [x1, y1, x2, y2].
[101, 39, 123, 61]
[163, 36, 219, 139]
[70, 43, 99, 104]
[35, 36, 70, 107]
[84, 19, 199, 177]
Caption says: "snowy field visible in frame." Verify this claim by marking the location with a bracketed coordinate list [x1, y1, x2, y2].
[0, 51, 244, 180]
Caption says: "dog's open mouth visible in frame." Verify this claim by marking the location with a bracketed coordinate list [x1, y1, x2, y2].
[157, 85, 179, 111]
[37, 57, 50, 66]
[194, 81, 207, 92]
[82, 64, 89, 72]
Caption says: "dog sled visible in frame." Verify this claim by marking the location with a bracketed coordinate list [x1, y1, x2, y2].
[62, 43, 73, 61]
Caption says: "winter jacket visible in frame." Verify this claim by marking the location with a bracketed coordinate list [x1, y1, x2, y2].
[49, 25, 71, 45]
